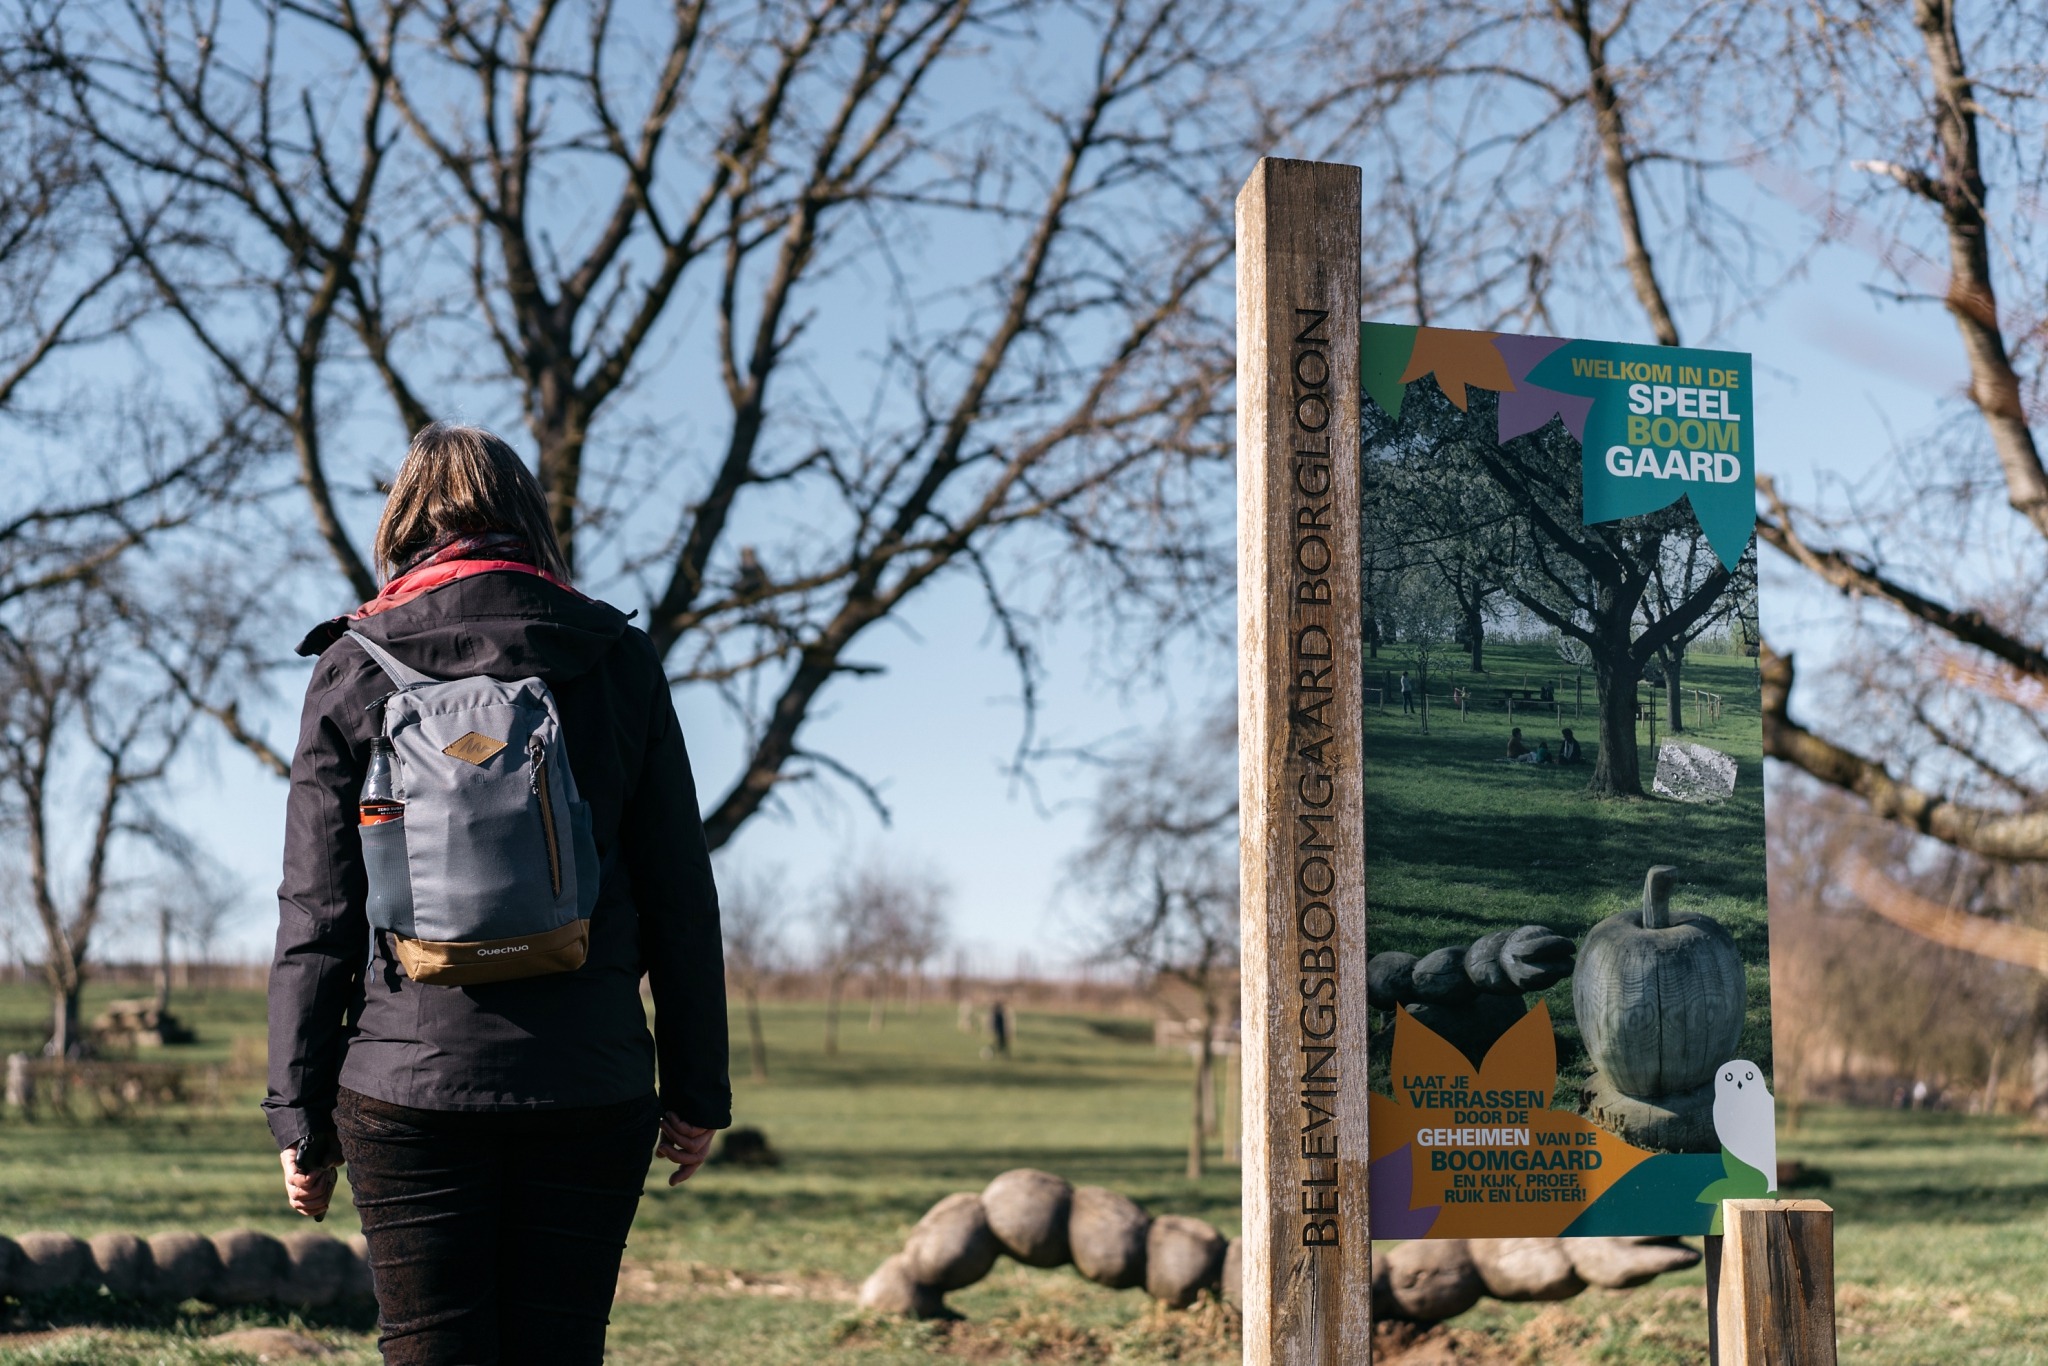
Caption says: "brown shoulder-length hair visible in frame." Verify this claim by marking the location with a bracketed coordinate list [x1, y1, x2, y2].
[373, 423, 570, 583]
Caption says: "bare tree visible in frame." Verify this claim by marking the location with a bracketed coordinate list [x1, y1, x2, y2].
[1071, 710, 1237, 1179]
[0, 57, 149, 415]
[866, 874, 947, 1032]
[0, 580, 227, 1055]
[720, 866, 786, 1082]
[20, 0, 1268, 844]
[137, 834, 246, 1018]
[1638, 528, 1756, 734]
[1313, 0, 1778, 340]
[814, 857, 948, 1056]
[1366, 392, 1737, 793]
[0, 69, 261, 1043]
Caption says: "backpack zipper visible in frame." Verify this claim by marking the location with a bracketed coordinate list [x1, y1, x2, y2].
[529, 735, 563, 900]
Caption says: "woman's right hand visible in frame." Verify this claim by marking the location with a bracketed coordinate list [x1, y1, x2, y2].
[656, 1112, 718, 1186]
[280, 1144, 339, 1219]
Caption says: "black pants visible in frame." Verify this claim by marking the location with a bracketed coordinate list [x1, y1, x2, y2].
[336, 1087, 660, 1366]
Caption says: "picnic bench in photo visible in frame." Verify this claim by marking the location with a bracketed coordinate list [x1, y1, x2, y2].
[1497, 686, 1560, 721]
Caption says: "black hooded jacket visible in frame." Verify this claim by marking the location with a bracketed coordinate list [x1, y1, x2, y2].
[262, 569, 730, 1149]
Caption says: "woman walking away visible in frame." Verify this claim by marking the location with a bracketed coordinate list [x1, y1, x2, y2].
[264, 423, 729, 1366]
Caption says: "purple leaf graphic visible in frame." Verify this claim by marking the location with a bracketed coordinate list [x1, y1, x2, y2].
[1369, 1144, 1442, 1240]
[1494, 334, 1594, 443]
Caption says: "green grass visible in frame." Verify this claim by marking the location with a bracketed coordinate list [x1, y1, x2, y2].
[3, 989, 2045, 1363]
[1363, 642, 1770, 1095]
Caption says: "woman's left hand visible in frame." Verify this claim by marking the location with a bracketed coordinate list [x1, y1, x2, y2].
[656, 1112, 718, 1185]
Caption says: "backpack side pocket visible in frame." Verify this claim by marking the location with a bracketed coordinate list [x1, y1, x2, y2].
[361, 818, 416, 938]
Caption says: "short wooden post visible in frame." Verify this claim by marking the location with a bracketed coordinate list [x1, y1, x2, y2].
[1706, 1199, 1837, 1365]
[4, 1052, 31, 1116]
[1236, 155, 1371, 1365]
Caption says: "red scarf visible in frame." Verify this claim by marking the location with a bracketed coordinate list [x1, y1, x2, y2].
[353, 533, 579, 620]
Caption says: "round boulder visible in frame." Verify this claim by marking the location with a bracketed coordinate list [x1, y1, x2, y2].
[981, 1168, 1072, 1267]
[1468, 1237, 1583, 1302]
[280, 1231, 354, 1309]
[1381, 1238, 1482, 1322]
[1144, 1215, 1226, 1308]
[857, 1252, 949, 1320]
[146, 1231, 222, 1301]
[1220, 1238, 1241, 1309]
[13, 1231, 91, 1295]
[211, 1229, 289, 1304]
[89, 1232, 152, 1298]
[902, 1193, 999, 1292]
[1566, 1235, 1700, 1289]
[1067, 1185, 1149, 1290]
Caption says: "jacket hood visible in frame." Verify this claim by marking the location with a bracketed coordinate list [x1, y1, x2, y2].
[296, 569, 634, 683]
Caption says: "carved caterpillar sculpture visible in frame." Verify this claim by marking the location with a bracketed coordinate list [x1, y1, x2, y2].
[858, 1168, 1699, 1324]
[1366, 924, 1577, 1065]
[0, 1229, 374, 1306]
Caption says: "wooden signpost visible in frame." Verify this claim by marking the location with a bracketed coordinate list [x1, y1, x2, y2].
[1235, 157, 1371, 1364]
[1235, 153, 1839, 1363]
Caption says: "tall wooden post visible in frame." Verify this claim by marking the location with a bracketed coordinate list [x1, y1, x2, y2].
[1236, 157, 1370, 1365]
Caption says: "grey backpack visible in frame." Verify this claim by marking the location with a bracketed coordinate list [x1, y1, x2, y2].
[350, 631, 600, 986]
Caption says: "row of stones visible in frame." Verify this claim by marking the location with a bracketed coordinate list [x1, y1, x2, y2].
[855, 1169, 1702, 1325]
[0, 1230, 374, 1308]
[1374, 1235, 1701, 1321]
[858, 1169, 1228, 1318]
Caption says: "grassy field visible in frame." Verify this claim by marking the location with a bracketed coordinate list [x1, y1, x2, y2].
[2, 985, 2045, 1363]
[1363, 641, 1770, 1097]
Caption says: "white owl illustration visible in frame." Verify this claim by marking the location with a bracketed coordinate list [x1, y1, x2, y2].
[1712, 1059, 1777, 1191]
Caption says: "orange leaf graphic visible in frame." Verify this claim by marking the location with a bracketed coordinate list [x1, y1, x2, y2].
[1371, 1002, 1653, 1237]
[1399, 327, 1518, 411]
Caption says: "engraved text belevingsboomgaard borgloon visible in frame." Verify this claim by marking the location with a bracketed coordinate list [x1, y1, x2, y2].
[1289, 306, 1341, 1250]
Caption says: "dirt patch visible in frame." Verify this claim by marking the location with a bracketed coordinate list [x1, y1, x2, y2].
[833, 1295, 1242, 1364]
[613, 1257, 857, 1304]
[207, 1327, 339, 1360]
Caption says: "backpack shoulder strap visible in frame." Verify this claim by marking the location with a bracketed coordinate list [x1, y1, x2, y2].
[346, 629, 438, 689]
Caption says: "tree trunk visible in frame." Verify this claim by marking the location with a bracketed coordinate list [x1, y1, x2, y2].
[1663, 649, 1685, 734]
[1465, 599, 1485, 671]
[154, 905, 173, 1019]
[745, 985, 768, 1082]
[47, 983, 83, 1060]
[869, 971, 888, 1032]
[824, 974, 844, 1057]
[1187, 994, 1218, 1180]
[1589, 650, 1643, 796]
[2030, 983, 2048, 1121]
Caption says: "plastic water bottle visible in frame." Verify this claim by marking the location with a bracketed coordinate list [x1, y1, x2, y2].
[360, 736, 404, 825]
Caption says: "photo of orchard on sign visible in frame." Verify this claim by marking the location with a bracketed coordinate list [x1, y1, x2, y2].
[1235, 157, 1833, 1366]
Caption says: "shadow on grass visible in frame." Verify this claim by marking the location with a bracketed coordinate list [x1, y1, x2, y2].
[1, 1285, 377, 1336]
[1827, 1177, 2048, 1228]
